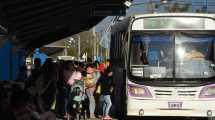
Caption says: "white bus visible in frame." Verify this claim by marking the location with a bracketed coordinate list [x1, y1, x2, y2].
[110, 13, 215, 120]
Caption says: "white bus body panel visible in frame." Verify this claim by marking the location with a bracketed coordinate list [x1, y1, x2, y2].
[127, 86, 215, 117]
[131, 13, 215, 31]
[127, 98, 215, 117]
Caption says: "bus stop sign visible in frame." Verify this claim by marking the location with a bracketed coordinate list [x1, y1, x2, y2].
[91, 1, 126, 16]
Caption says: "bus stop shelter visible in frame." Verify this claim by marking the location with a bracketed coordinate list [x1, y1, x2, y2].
[0, 0, 128, 80]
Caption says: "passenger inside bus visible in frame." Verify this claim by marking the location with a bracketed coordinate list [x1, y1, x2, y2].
[175, 45, 213, 78]
[147, 50, 160, 66]
[184, 46, 205, 60]
[139, 46, 149, 65]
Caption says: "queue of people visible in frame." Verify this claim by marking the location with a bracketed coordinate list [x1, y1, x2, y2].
[0, 58, 115, 120]
[63, 59, 115, 120]
[0, 58, 58, 120]
[57, 59, 114, 120]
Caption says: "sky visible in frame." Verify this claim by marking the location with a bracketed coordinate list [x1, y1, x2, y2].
[95, 0, 215, 48]
[96, 0, 215, 33]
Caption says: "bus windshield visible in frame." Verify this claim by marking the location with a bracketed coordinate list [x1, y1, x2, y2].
[130, 32, 215, 79]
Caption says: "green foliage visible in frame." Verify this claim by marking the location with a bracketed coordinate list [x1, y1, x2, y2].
[155, 1, 191, 13]
[68, 29, 107, 60]
[165, 2, 191, 12]
[67, 47, 77, 56]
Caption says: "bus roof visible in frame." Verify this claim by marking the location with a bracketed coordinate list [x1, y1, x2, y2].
[131, 13, 215, 31]
[111, 13, 215, 33]
[133, 13, 215, 19]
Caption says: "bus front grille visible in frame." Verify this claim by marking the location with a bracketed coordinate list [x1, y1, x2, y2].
[154, 88, 197, 100]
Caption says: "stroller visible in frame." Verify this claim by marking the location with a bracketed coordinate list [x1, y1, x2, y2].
[69, 80, 86, 120]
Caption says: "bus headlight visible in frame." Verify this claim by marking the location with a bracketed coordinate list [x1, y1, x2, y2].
[128, 84, 152, 98]
[199, 84, 215, 98]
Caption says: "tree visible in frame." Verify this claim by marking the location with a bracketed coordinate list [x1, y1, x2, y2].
[155, 1, 191, 13]
[67, 30, 98, 60]
[79, 31, 95, 59]
[66, 29, 106, 61]
[165, 2, 190, 12]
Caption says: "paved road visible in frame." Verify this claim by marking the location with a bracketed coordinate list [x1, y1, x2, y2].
[57, 117, 201, 120]
[57, 118, 118, 120]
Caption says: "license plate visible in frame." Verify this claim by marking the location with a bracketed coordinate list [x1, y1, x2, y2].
[168, 102, 182, 109]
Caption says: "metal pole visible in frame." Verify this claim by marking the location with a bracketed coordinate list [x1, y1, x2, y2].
[78, 35, 80, 60]
[64, 47, 67, 56]
[149, 0, 154, 13]
[64, 40, 67, 56]
[93, 27, 96, 60]
[96, 35, 98, 57]
[191, 0, 194, 12]
[205, 0, 208, 13]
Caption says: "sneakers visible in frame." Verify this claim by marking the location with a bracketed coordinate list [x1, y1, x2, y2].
[97, 115, 103, 118]
[103, 115, 112, 120]
[90, 114, 96, 118]
[63, 113, 72, 119]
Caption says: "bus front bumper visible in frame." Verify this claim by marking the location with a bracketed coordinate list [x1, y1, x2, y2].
[127, 98, 215, 117]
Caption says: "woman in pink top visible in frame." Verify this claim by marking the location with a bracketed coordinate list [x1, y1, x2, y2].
[67, 70, 82, 86]
[64, 61, 83, 118]
[63, 61, 73, 118]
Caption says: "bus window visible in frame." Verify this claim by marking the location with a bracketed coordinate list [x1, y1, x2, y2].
[130, 34, 173, 78]
[130, 32, 215, 79]
[175, 33, 215, 78]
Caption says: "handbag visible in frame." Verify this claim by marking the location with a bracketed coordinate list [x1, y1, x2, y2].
[96, 85, 101, 94]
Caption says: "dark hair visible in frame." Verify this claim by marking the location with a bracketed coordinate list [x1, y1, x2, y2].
[104, 67, 112, 76]
[10, 89, 29, 109]
[74, 61, 79, 66]
[79, 62, 85, 68]
[34, 58, 41, 65]
[86, 63, 95, 68]
[94, 60, 99, 65]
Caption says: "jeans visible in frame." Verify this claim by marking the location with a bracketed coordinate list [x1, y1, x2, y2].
[64, 87, 70, 113]
[86, 89, 95, 116]
[97, 95, 104, 115]
[101, 95, 112, 116]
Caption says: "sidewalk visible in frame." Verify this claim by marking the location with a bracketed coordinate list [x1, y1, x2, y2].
[57, 118, 118, 120]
